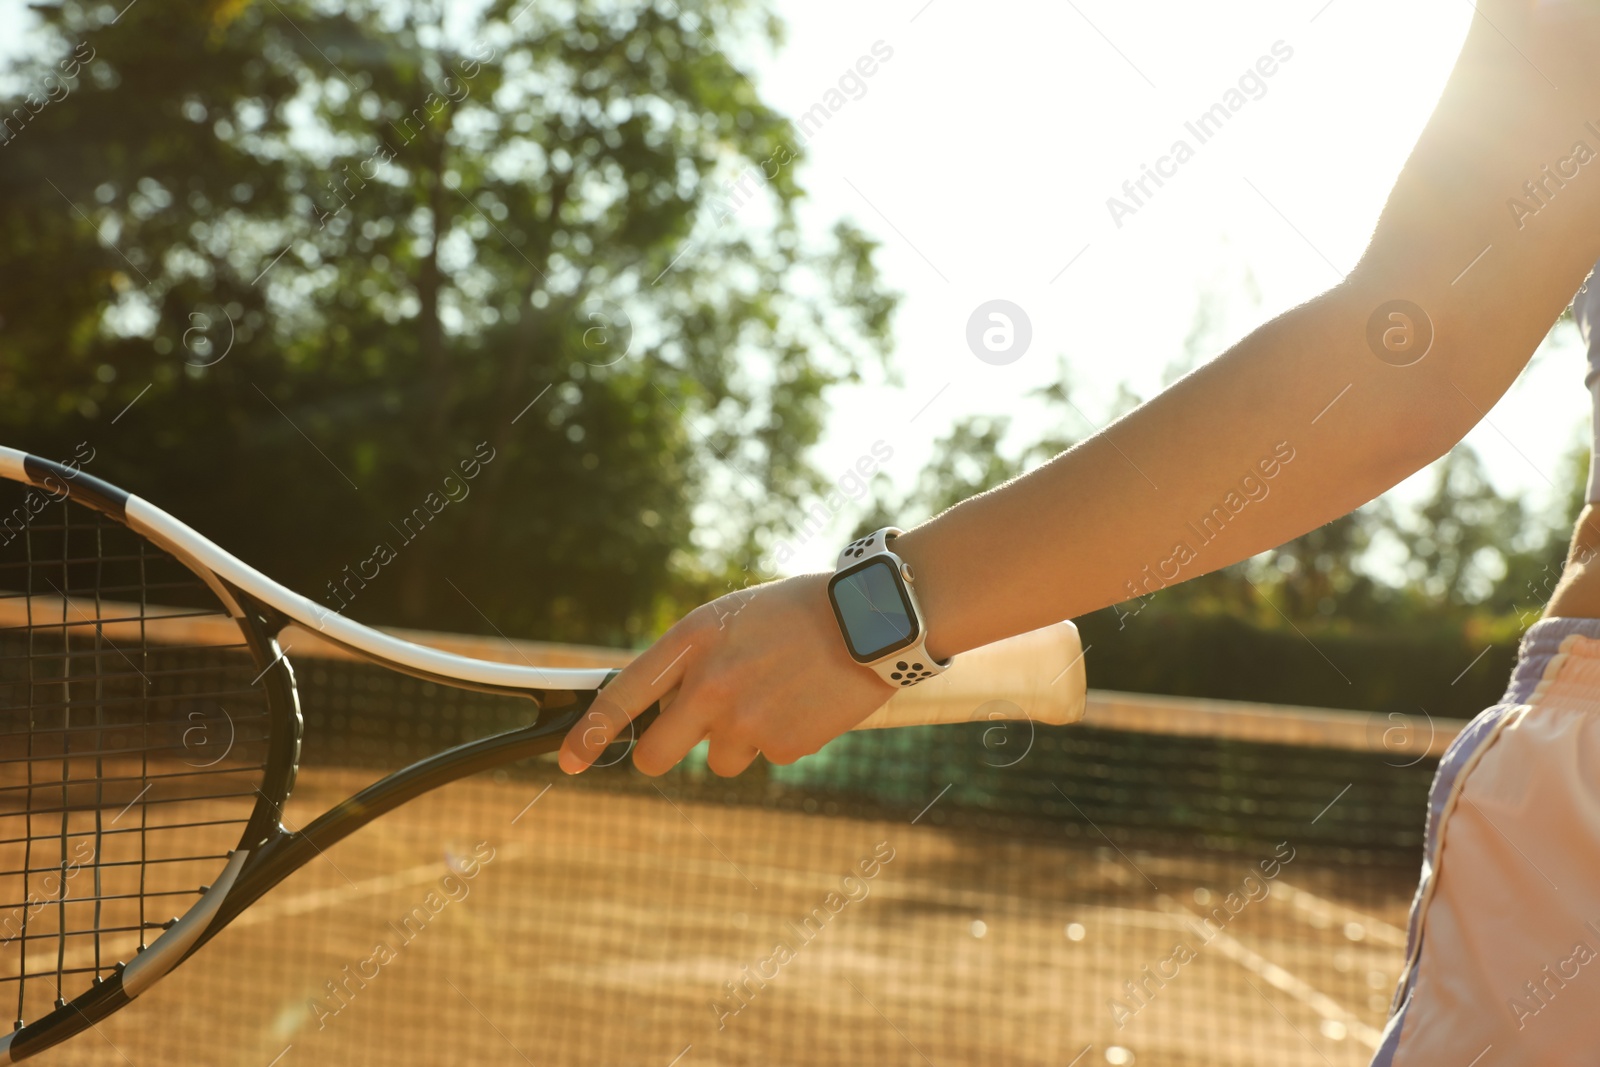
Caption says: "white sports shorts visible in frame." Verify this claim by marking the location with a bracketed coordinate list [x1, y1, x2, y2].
[1374, 615, 1600, 1064]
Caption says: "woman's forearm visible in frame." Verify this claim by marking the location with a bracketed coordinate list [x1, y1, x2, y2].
[900, 263, 1585, 659]
[897, 2, 1600, 659]
[895, 283, 1435, 657]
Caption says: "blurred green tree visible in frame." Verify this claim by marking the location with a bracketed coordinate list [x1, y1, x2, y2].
[859, 359, 1089, 533]
[0, 0, 895, 643]
[1379, 445, 1537, 607]
[1486, 436, 1587, 619]
[1255, 511, 1386, 620]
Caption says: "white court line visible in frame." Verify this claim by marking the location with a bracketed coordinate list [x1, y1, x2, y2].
[1269, 880, 1409, 949]
[232, 838, 859, 936]
[38, 848, 533, 978]
[232, 845, 531, 926]
[1158, 898, 1383, 1051]
[228, 840, 863, 935]
[214, 835, 1125, 921]
[1066, 904, 1189, 931]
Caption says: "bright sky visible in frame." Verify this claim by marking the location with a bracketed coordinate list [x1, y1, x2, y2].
[2, 0, 1590, 578]
[761, 0, 1591, 572]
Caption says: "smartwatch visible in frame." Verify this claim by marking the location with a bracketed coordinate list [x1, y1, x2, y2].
[827, 527, 950, 687]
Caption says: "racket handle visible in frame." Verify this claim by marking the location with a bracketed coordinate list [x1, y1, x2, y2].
[854, 620, 1087, 730]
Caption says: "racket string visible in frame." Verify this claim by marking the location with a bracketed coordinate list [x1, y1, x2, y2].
[54, 498, 70, 1006]
[0, 491, 273, 1027]
[91, 517, 104, 983]
[0, 854, 241, 877]
[138, 539, 149, 959]
[0, 886, 225, 911]
[0, 610, 252, 634]
[0, 762, 272, 797]
[16, 503, 34, 1028]
[0, 580, 221, 602]
[4, 686, 274, 721]
[0, 815, 253, 848]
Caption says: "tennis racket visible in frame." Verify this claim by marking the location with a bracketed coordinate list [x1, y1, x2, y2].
[0, 444, 1087, 1061]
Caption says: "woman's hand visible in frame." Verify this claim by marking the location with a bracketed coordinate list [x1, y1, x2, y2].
[557, 573, 897, 776]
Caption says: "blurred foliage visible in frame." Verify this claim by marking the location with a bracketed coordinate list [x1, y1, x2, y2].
[854, 358, 1093, 534]
[0, 0, 896, 643]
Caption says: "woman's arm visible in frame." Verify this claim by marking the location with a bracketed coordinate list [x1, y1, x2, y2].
[905, 1, 1600, 656]
[560, 0, 1600, 776]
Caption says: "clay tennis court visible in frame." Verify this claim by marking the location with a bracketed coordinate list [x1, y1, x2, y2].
[0, 595, 1443, 1066]
[15, 759, 1419, 1067]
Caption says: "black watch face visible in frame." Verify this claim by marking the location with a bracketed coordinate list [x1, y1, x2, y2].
[828, 557, 917, 662]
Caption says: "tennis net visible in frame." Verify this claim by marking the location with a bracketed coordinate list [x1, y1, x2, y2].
[26, 615, 1455, 1067]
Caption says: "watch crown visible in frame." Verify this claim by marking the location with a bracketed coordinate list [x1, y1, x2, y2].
[900, 562, 914, 582]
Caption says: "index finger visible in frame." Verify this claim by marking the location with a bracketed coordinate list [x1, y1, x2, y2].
[558, 626, 695, 773]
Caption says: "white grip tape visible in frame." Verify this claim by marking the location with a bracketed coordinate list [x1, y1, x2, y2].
[856, 620, 1087, 730]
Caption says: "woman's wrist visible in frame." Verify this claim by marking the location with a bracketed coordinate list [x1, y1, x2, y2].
[889, 487, 1052, 661]
[890, 523, 966, 663]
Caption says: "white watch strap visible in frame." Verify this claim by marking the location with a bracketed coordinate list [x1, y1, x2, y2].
[836, 527, 900, 569]
[837, 527, 949, 687]
[874, 644, 946, 688]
